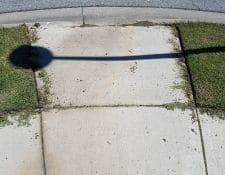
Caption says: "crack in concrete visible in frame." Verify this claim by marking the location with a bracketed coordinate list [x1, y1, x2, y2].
[194, 109, 209, 175]
[32, 71, 47, 175]
[191, 0, 201, 10]
[81, 7, 85, 25]
[39, 112, 47, 175]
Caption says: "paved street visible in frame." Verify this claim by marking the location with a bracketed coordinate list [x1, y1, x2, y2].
[0, 0, 225, 13]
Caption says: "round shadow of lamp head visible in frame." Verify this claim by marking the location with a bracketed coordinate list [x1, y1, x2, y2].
[9, 45, 53, 70]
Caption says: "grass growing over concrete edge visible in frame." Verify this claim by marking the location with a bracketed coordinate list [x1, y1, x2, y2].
[177, 23, 225, 110]
[0, 24, 38, 126]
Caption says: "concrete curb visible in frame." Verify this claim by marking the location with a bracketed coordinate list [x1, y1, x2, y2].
[0, 8, 82, 26]
[0, 7, 225, 26]
[83, 7, 225, 25]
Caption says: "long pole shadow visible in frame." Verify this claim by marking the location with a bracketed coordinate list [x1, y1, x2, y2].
[8, 45, 225, 70]
[54, 53, 183, 61]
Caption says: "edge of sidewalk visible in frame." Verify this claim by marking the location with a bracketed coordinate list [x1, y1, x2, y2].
[0, 7, 225, 27]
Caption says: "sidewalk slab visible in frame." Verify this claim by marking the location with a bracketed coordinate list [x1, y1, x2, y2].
[42, 107, 204, 175]
[0, 115, 44, 175]
[35, 25, 187, 107]
[199, 112, 225, 175]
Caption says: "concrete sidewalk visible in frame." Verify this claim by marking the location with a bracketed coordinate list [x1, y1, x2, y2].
[38, 23, 201, 175]
[1, 21, 225, 175]
[0, 115, 44, 175]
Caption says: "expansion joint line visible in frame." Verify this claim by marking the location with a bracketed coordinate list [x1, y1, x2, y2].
[175, 25, 209, 175]
[30, 47, 47, 175]
[81, 7, 85, 25]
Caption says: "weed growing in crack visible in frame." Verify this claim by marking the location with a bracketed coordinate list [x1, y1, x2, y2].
[38, 70, 52, 107]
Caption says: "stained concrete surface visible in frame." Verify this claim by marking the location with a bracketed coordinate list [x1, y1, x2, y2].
[42, 107, 205, 175]
[0, 115, 44, 175]
[35, 24, 188, 107]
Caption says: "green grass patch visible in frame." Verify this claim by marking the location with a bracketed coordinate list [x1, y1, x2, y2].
[178, 23, 225, 109]
[0, 25, 38, 118]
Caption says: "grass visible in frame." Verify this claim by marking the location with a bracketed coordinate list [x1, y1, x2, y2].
[177, 23, 225, 109]
[0, 25, 38, 118]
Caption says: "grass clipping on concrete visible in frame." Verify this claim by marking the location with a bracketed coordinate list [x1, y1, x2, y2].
[178, 23, 225, 109]
[0, 25, 37, 119]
